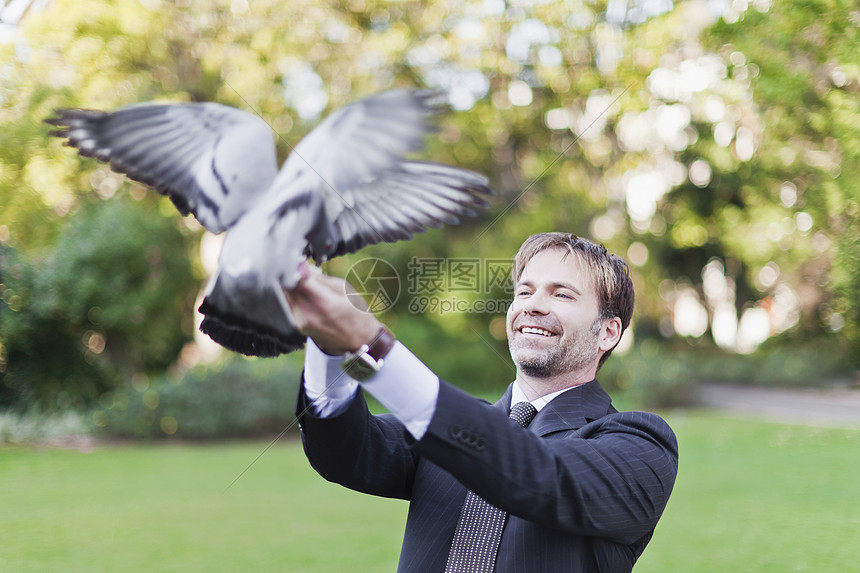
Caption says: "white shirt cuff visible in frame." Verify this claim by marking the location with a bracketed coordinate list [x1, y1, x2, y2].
[303, 338, 359, 418]
[361, 342, 439, 440]
[301, 337, 439, 440]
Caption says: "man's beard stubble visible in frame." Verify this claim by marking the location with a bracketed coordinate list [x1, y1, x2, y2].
[509, 319, 602, 379]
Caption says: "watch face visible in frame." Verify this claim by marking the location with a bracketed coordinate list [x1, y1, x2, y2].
[343, 353, 380, 382]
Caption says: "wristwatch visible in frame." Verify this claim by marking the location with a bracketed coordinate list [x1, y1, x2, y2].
[340, 326, 396, 382]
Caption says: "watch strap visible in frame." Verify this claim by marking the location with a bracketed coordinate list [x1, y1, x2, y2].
[366, 326, 396, 362]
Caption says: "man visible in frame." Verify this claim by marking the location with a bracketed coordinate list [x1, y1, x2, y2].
[284, 233, 678, 573]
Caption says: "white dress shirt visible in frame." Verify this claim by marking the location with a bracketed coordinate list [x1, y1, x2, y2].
[510, 382, 573, 413]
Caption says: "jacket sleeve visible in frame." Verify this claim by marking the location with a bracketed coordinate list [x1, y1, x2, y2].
[296, 376, 418, 500]
[412, 381, 679, 544]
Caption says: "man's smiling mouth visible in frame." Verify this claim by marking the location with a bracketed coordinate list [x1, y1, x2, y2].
[520, 327, 557, 337]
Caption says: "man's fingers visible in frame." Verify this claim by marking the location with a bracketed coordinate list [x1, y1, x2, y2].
[342, 280, 369, 312]
[286, 264, 324, 301]
[281, 263, 379, 353]
[312, 275, 368, 313]
[292, 265, 359, 300]
[284, 265, 368, 316]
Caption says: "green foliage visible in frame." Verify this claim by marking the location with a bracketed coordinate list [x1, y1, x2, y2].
[832, 234, 860, 367]
[1, 0, 858, 418]
[94, 355, 302, 439]
[0, 195, 197, 411]
[705, 0, 860, 362]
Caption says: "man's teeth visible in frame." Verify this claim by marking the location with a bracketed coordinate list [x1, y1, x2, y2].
[521, 327, 554, 336]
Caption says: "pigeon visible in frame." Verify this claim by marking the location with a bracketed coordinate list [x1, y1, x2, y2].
[46, 89, 493, 357]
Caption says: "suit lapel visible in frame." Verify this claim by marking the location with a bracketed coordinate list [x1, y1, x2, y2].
[493, 384, 514, 413]
[495, 380, 614, 436]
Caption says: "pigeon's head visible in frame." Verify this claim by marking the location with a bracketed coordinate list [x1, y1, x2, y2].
[304, 201, 337, 262]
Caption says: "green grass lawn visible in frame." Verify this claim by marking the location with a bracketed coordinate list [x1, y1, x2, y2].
[636, 412, 860, 573]
[2, 412, 858, 572]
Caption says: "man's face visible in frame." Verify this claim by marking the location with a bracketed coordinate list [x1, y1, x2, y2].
[506, 248, 603, 379]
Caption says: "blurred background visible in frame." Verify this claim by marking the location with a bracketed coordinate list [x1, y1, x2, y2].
[1, 0, 858, 571]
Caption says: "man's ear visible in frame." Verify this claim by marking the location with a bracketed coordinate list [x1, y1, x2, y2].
[598, 316, 623, 353]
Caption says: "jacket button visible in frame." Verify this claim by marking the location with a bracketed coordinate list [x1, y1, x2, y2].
[449, 425, 486, 450]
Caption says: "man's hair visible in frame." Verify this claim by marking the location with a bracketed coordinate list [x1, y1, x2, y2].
[512, 232, 635, 369]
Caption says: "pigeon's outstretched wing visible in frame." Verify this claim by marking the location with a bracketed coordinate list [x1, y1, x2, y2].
[275, 89, 439, 202]
[46, 103, 278, 233]
[266, 89, 492, 260]
[321, 161, 492, 258]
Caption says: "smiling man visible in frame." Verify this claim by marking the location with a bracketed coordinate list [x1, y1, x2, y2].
[285, 232, 678, 573]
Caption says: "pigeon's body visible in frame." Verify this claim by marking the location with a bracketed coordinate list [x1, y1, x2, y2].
[198, 188, 324, 356]
[47, 90, 492, 356]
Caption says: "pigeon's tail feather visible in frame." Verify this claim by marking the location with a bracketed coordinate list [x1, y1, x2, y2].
[199, 314, 304, 357]
[198, 273, 304, 357]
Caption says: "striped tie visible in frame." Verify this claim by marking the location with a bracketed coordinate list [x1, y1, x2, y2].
[444, 401, 539, 573]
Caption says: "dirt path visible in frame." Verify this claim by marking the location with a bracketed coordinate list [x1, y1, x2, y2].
[695, 382, 860, 428]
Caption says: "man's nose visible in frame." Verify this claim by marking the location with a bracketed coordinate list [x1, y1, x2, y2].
[522, 291, 549, 315]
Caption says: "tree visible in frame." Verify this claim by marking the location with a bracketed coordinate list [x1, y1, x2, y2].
[702, 0, 860, 363]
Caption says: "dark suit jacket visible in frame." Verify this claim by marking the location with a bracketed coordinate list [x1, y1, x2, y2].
[297, 378, 678, 572]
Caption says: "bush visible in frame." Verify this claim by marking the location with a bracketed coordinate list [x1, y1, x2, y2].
[601, 333, 857, 410]
[0, 196, 198, 412]
[93, 355, 303, 440]
[0, 409, 91, 446]
[601, 340, 700, 409]
[689, 334, 854, 387]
